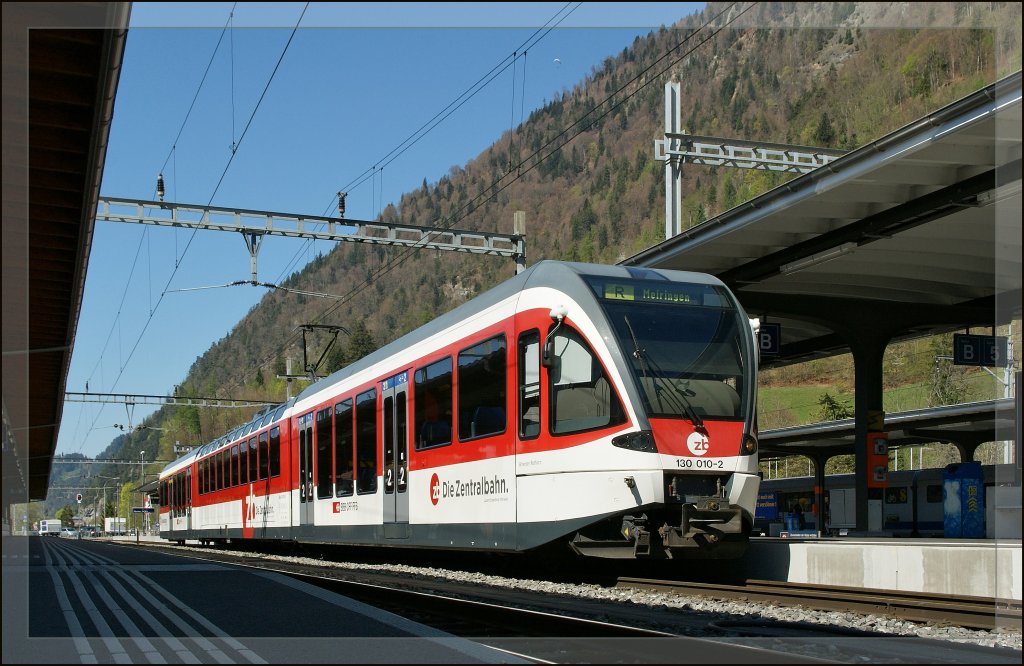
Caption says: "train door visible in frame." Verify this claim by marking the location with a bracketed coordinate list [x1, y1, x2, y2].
[381, 371, 409, 533]
[298, 412, 314, 527]
[516, 329, 542, 454]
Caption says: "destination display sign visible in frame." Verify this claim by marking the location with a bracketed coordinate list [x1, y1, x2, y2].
[600, 282, 705, 305]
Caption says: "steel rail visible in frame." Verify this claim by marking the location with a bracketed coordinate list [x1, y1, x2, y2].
[616, 577, 1022, 631]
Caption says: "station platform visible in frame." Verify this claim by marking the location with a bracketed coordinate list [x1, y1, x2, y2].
[2, 535, 525, 664]
[741, 537, 1022, 601]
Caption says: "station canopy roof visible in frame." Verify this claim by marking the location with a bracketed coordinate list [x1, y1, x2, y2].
[625, 72, 1022, 369]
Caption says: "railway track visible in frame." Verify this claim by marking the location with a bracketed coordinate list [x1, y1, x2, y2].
[111, 540, 1023, 663]
[616, 577, 1023, 631]
[132, 542, 835, 663]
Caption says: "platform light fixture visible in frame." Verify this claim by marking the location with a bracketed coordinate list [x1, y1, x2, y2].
[779, 241, 859, 276]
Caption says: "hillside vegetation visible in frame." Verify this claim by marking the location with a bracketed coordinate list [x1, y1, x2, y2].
[49, 2, 1022, 512]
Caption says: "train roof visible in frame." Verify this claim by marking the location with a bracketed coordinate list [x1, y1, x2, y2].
[293, 261, 730, 405]
[157, 261, 732, 479]
[160, 399, 294, 479]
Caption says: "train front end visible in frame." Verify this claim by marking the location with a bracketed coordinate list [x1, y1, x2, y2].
[566, 269, 760, 559]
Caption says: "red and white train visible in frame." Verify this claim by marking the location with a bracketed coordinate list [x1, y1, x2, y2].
[159, 261, 760, 559]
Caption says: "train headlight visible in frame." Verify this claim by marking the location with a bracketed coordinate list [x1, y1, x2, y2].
[612, 430, 656, 453]
[742, 434, 758, 455]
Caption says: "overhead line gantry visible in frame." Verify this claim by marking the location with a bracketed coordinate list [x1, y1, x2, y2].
[96, 197, 528, 277]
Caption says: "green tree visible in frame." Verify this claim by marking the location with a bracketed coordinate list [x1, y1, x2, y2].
[324, 340, 348, 374]
[814, 111, 835, 145]
[929, 335, 969, 405]
[344, 320, 378, 365]
[56, 504, 75, 527]
[817, 392, 854, 421]
[119, 481, 137, 523]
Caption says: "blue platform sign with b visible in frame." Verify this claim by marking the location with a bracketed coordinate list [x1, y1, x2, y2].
[759, 323, 781, 356]
[953, 334, 1005, 367]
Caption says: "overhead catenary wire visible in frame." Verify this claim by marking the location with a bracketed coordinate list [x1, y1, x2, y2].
[74, 3, 309, 451]
[276, 3, 580, 288]
[223, 3, 749, 398]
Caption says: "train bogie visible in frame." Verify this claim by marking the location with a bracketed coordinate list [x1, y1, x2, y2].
[159, 262, 760, 559]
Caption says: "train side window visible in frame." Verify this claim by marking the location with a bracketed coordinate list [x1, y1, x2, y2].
[269, 426, 281, 477]
[248, 437, 258, 482]
[548, 326, 625, 435]
[230, 446, 239, 487]
[458, 335, 507, 440]
[216, 451, 224, 491]
[356, 389, 378, 494]
[414, 357, 453, 450]
[518, 330, 541, 439]
[335, 399, 354, 496]
[316, 408, 332, 498]
[258, 431, 270, 481]
[925, 484, 943, 503]
[239, 440, 248, 485]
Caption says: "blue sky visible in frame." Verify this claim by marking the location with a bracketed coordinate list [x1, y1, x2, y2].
[58, 2, 706, 459]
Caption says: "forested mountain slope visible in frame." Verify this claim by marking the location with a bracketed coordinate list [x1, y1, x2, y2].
[83, 1, 1022, 489]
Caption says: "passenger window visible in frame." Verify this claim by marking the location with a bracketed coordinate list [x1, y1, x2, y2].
[518, 330, 541, 439]
[458, 335, 506, 440]
[356, 389, 378, 494]
[230, 446, 239, 487]
[248, 437, 258, 482]
[258, 431, 269, 480]
[316, 408, 332, 498]
[549, 327, 625, 435]
[335, 399, 354, 496]
[269, 426, 281, 477]
[239, 440, 248, 485]
[415, 357, 453, 450]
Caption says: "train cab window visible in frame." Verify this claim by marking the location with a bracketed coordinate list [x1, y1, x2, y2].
[335, 400, 354, 496]
[356, 389, 378, 494]
[458, 336, 506, 441]
[258, 431, 270, 480]
[414, 357, 453, 450]
[230, 446, 239, 487]
[316, 408, 332, 498]
[248, 437, 258, 482]
[548, 327, 625, 435]
[269, 426, 281, 477]
[518, 330, 541, 439]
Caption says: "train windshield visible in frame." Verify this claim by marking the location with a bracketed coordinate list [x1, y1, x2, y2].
[585, 276, 750, 421]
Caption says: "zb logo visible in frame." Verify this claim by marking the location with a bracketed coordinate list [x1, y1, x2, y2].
[686, 431, 709, 456]
[429, 473, 440, 505]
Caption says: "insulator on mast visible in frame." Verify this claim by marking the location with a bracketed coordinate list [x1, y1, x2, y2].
[337, 191, 347, 219]
[157, 174, 166, 202]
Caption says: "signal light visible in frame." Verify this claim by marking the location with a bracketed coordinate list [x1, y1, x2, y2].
[742, 434, 758, 454]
